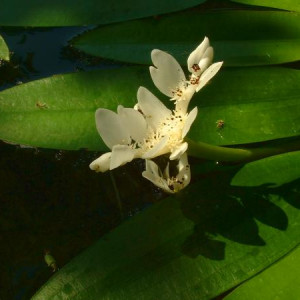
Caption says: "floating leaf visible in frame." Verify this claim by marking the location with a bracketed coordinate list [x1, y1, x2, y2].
[231, 151, 300, 187]
[0, 0, 206, 26]
[189, 67, 300, 146]
[0, 68, 146, 150]
[0, 34, 9, 61]
[0, 67, 299, 150]
[224, 245, 300, 300]
[231, 0, 300, 13]
[31, 168, 300, 299]
[72, 10, 300, 66]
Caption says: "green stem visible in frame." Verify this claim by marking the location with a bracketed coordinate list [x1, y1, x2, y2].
[186, 138, 300, 163]
[109, 171, 124, 220]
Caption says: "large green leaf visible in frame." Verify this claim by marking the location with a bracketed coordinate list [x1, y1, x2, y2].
[0, 67, 299, 150]
[231, 151, 300, 187]
[224, 245, 300, 300]
[0, 0, 205, 26]
[231, 0, 300, 13]
[190, 67, 300, 146]
[72, 10, 300, 66]
[31, 162, 300, 299]
[0, 34, 9, 61]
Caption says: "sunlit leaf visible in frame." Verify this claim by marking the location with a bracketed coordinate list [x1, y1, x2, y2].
[0, 34, 9, 61]
[0, 0, 206, 26]
[231, 151, 300, 187]
[189, 67, 300, 146]
[231, 0, 300, 13]
[224, 245, 300, 300]
[31, 167, 300, 299]
[72, 10, 300, 66]
[0, 67, 299, 150]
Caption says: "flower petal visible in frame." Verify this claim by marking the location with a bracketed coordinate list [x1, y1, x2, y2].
[137, 87, 171, 130]
[150, 49, 186, 97]
[142, 135, 169, 159]
[175, 84, 196, 114]
[176, 153, 191, 188]
[110, 145, 135, 170]
[169, 142, 188, 160]
[95, 108, 130, 149]
[182, 106, 198, 138]
[196, 61, 223, 92]
[187, 37, 210, 73]
[142, 160, 172, 193]
[89, 152, 111, 173]
[145, 158, 161, 176]
[117, 105, 147, 143]
[198, 46, 214, 73]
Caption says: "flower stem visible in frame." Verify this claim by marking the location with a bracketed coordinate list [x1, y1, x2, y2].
[109, 171, 124, 220]
[186, 138, 300, 163]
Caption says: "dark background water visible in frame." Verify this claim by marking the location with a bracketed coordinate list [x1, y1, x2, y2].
[0, 27, 162, 300]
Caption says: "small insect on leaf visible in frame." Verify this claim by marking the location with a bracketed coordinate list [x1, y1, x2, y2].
[36, 101, 48, 109]
[216, 119, 225, 129]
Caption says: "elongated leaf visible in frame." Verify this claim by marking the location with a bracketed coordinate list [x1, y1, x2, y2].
[189, 67, 300, 146]
[231, 151, 300, 187]
[0, 0, 205, 27]
[224, 245, 300, 300]
[231, 0, 300, 13]
[0, 34, 9, 61]
[72, 10, 300, 66]
[0, 67, 299, 150]
[31, 167, 300, 300]
[0, 68, 146, 150]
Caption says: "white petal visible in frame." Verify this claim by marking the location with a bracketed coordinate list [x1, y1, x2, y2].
[174, 84, 196, 114]
[137, 87, 171, 130]
[150, 49, 186, 97]
[117, 105, 147, 143]
[187, 37, 210, 73]
[89, 152, 111, 173]
[145, 159, 161, 177]
[142, 135, 169, 159]
[182, 106, 198, 138]
[196, 62, 223, 92]
[110, 145, 135, 170]
[169, 142, 188, 160]
[176, 153, 191, 188]
[198, 47, 214, 73]
[95, 108, 130, 149]
[142, 160, 172, 193]
[177, 152, 189, 173]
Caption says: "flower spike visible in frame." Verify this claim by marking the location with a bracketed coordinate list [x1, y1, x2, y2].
[90, 36, 223, 193]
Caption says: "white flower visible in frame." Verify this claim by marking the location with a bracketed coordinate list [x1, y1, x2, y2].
[136, 86, 198, 161]
[90, 87, 198, 172]
[142, 153, 191, 194]
[150, 36, 223, 112]
[90, 36, 223, 194]
[89, 105, 147, 172]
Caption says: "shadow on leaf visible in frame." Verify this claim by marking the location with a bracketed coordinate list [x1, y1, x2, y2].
[178, 168, 298, 260]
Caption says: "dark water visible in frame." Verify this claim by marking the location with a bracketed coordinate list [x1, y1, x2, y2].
[0, 27, 161, 300]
